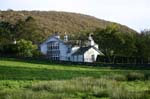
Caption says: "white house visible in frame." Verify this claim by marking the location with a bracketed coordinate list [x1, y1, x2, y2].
[40, 33, 104, 62]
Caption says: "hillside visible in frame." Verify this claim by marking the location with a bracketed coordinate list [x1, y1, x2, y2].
[0, 10, 138, 38]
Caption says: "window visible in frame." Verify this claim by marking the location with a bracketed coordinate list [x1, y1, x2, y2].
[47, 41, 60, 60]
[92, 55, 95, 61]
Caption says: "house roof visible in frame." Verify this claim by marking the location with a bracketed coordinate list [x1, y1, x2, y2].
[72, 46, 103, 55]
[40, 35, 71, 47]
[40, 35, 80, 48]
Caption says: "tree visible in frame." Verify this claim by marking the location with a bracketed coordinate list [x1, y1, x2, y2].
[93, 24, 137, 63]
[16, 39, 38, 57]
[0, 17, 43, 56]
[0, 21, 14, 45]
[136, 29, 150, 62]
[0, 16, 43, 45]
[14, 16, 43, 44]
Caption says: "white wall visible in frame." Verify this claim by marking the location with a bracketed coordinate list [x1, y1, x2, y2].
[40, 37, 59, 55]
[59, 42, 68, 61]
[40, 44, 47, 55]
[40, 37, 69, 61]
[70, 48, 100, 62]
[84, 48, 100, 62]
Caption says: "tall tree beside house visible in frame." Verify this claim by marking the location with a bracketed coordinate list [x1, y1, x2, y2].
[0, 16, 43, 45]
[0, 16, 43, 55]
[136, 29, 150, 62]
[93, 24, 137, 63]
[0, 21, 14, 45]
[0, 21, 16, 55]
[118, 32, 137, 57]
[14, 16, 43, 44]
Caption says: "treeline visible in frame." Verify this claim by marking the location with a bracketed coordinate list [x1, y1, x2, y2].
[94, 24, 150, 64]
[0, 16, 44, 44]
[0, 16, 43, 57]
[0, 10, 137, 37]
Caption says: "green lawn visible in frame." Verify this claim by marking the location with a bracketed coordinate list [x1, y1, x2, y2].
[0, 58, 150, 99]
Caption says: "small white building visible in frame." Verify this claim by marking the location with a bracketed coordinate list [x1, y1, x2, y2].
[40, 33, 103, 62]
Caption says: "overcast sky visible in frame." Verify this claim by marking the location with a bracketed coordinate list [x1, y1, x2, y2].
[1, 0, 150, 32]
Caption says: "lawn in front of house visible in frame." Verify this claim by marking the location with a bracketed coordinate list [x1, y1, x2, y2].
[0, 58, 149, 99]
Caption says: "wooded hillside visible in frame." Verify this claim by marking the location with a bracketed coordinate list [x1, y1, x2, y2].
[0, 10, 138, 39]
[2, 10, 149, 62]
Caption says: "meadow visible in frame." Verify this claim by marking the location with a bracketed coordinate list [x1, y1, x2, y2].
[0, 58, 150, 99]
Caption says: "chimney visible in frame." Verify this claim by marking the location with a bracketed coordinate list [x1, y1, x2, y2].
[54, 32, 60, 39]
[64, 32, 68, 42]
[88, 33, 95, 46]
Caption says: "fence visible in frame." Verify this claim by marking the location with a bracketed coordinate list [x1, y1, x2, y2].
[96, 55, 150, 64]
[0, 55, 150, 68]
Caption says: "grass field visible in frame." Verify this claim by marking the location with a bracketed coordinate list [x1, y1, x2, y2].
[0, 58, 150, 99]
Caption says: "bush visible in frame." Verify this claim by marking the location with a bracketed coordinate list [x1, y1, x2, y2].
[32, 50, 44, 58]
[0, 44, 18, 55]
[102, 74, 127, 81]
[16, 39, 38, 57]
[109, 88, 149, 99]
[93, 87, 108, 97]
[126, 72, 145, 81]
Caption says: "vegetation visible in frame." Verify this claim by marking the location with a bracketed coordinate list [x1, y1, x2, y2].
[0, 15, 43, 45]
[136, 29, 150, 60]
[94, 25, 150, 63]
[0, 10, 150, 99]
[0, 10, 137, 45]
[0, 39, 39, 57]
[0, 10, 150, 62]
[0, 58, 149, 99]
[16, 39, 38, 57]
[0, 10, 137, 37]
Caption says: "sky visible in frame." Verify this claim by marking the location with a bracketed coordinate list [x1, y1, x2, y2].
[1, 0, 150, 32]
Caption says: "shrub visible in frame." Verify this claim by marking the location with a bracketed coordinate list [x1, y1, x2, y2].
[126, 72, 145, 81]
[16, 39, 38, 57]
[31, 77, 111, 93]
[32, 50, 43, 58]
[112, 74, 127, 81]
[93, 87, 108, 97]
[109, 88, 149, 99]
[0, 44, 18, 55]
[0, 90, 64, 99]
[103, 74, 127, 81]
[145, 73, 150, 80]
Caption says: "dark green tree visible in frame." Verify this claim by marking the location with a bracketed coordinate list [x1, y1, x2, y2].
[14, 16, 43, 44]
[94, 24, 137, 63]
[0, 21, 14, 44]
[136, 29, 150, 62]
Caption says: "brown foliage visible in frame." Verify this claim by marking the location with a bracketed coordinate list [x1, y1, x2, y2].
[0, 10, 138, 40]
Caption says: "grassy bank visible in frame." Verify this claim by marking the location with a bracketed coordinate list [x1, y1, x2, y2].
[0, 58, 150, 99]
